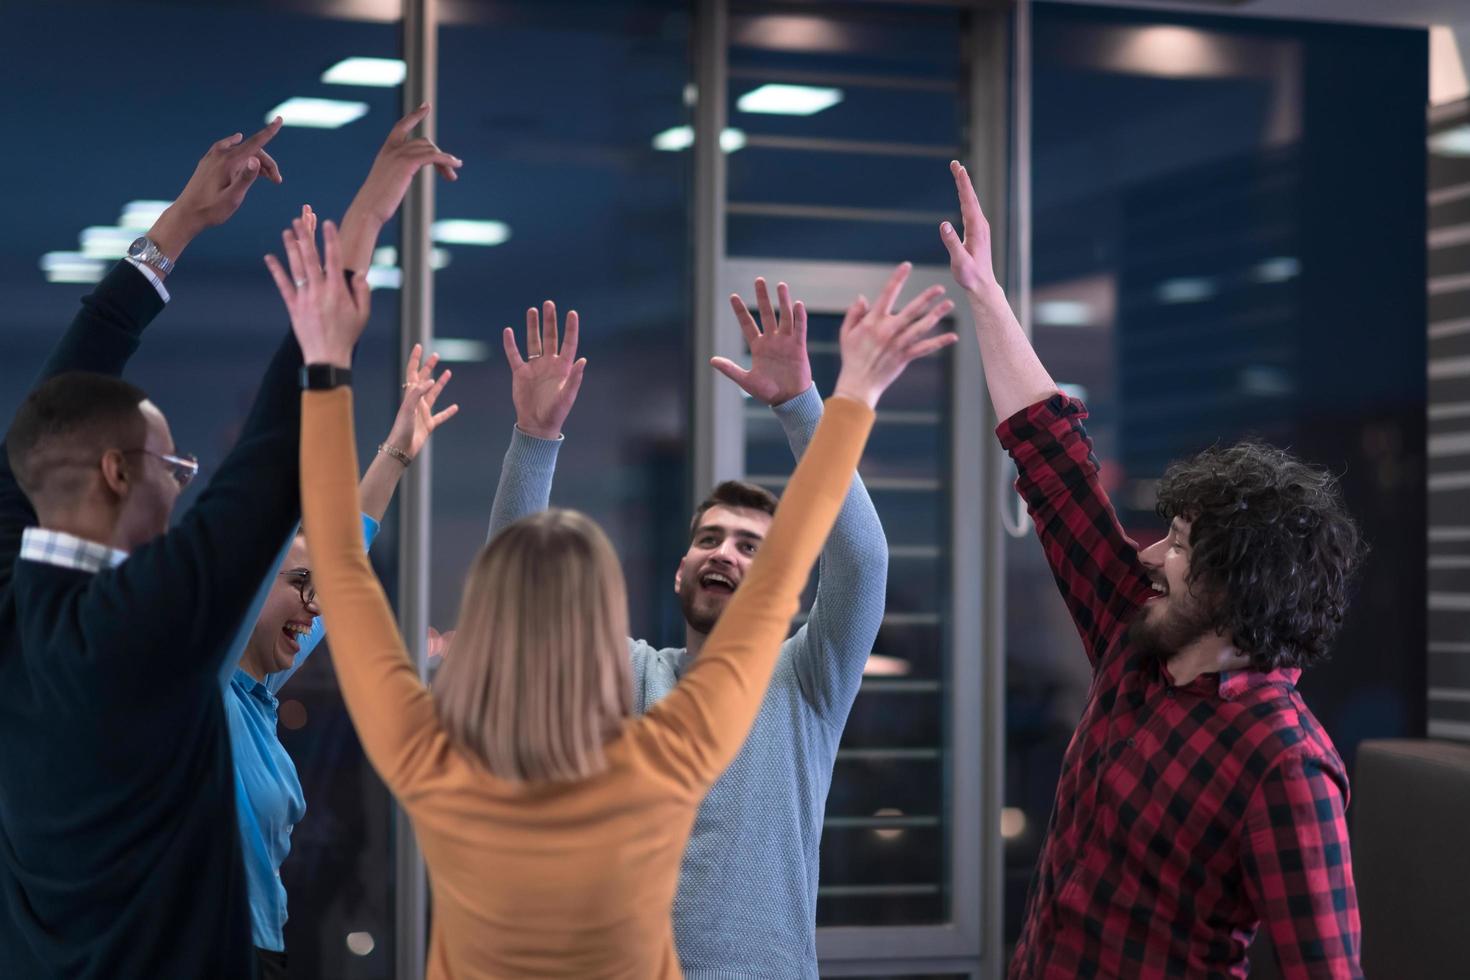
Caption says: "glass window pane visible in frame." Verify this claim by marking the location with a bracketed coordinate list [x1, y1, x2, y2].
[432, 2, 693, 688]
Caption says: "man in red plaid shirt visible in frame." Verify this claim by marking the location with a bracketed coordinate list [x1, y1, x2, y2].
[940, 162, 1365, 979]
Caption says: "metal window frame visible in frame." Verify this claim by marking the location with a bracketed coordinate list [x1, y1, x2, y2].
[698, 2, 1019, 976]
[396, 0, 435, 976]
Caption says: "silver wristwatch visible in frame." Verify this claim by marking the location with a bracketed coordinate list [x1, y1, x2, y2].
[126, 236, 175, 276]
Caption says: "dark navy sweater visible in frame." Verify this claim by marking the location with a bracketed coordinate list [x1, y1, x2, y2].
[0, 262, 302, 978]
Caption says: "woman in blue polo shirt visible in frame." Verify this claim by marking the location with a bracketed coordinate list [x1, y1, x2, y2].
[228, 345, 456, 979]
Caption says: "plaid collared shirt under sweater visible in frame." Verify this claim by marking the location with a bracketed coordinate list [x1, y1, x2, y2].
[999, 395, 1362, 979]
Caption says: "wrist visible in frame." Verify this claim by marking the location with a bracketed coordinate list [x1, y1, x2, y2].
[516, 419, 562, 440]
[383, 431, 414, 458]
[966, 280, 1009, 313]
[771, 381, 814, 408]
[144, 207, 202, 270]
[832, 379, 878, 409]
[303, 349, 353, 370]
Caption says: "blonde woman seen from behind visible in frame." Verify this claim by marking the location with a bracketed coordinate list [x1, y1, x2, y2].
[269, 219, 954, 979]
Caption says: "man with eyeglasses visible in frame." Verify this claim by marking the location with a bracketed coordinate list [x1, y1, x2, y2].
[0, 108, 459, 980]
[0, 119, 290, 980]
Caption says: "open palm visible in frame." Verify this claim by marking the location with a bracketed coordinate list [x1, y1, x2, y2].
[712, 277, 812, 406]
[502, 300, 587, 440]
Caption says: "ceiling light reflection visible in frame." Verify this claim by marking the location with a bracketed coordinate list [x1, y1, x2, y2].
[41, 252, 106, 284]
[322, 56, 406, 87]
[268, 97, 369, 129]
[736, 83, 843, 116]
[651, 125, 747, 153]
[431, 220, 511, 246]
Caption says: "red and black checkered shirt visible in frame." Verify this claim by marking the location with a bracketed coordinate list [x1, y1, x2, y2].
[999, 395, 1362, 979]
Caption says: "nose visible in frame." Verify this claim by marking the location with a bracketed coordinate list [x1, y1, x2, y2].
[1137, 538, 1164, 569]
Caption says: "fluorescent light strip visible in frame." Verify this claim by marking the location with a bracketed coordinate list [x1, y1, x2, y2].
[1252, 256, 1300, 283]
[321, 57, 406, 87]
[431, 220, 510, 246]
[79, 226, 138, 260]
[268, 97, 369, 129]
[1155, 277, 1215, 304]
[1034, 300, 1092, 327]
[366, 266, 402, 290]
[432, 338, 491, 362]
[375, 246, 451, 269]
[119, 200, 173, 231]
[736, 83, 843, 116]
[41, 251, 106, 284]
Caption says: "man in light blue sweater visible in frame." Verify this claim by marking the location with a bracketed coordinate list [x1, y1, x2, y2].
[486, 282, 891, 978]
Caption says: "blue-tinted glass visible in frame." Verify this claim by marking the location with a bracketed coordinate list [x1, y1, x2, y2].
[433, 0, 693, 652]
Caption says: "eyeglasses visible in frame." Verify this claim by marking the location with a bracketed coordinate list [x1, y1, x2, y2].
[279, 569, 317, 607]
[123, 449, 200, 488]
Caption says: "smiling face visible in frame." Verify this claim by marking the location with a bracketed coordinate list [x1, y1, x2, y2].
[1132, 517, 1218, 657]
[240, 535, 319, 680]
[673, 504, 773, 635]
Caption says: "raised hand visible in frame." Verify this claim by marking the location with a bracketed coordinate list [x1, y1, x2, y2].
[340, 103, 462, 270]
[832, 262, 957, 409]
[501, 300, 587, 440]
[939, 160, 1001, 299]
[383, 344, 459, 460]
[264, 214, 370, 369]
[712, 277, 812, 406]
[148, 117, 286, 261]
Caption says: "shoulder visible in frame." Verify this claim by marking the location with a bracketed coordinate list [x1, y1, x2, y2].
[1222, 684, 1347, 790]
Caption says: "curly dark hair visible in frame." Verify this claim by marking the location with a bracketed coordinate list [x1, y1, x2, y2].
[1154, 442, 1367, 672]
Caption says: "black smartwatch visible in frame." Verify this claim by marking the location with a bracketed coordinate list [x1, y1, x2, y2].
[300, 364, 352, 390]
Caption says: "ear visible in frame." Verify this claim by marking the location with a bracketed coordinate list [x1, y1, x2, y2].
[673, 563, 683, 595]
[98, 449, 131, 498]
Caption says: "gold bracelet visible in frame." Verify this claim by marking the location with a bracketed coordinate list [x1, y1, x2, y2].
[378, 443, 412, 468]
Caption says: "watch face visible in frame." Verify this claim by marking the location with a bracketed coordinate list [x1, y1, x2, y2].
[126, 236, 150, 260]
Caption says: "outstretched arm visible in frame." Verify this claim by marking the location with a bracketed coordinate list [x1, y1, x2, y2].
[276, 217, 452, 795]
[143, 116, 286, 278]
[2, 120, 286, 596]
[339, 103, 461, 274]
[716, 277, 890, 724]
[359, 343, 458, 521]
[939, 160, 1056, 421]
[485, 301, 585, 540]
[942, 161, 1151, 665]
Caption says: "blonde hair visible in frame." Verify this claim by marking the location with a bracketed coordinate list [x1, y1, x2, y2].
[433, 508, 632, 783]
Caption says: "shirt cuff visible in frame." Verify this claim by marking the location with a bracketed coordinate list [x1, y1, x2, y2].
[507, 425, 564, 473]
[123, 257, 171, 304]
[995, 392, 1085, 452]
[770, 383, 822, 429]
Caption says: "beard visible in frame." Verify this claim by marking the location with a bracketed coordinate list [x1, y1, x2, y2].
[678, 574, 730, 635]
[1128, 592, 1215, 660]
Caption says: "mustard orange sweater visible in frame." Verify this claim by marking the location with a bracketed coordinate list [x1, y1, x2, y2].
[301, 388, 873, 978]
